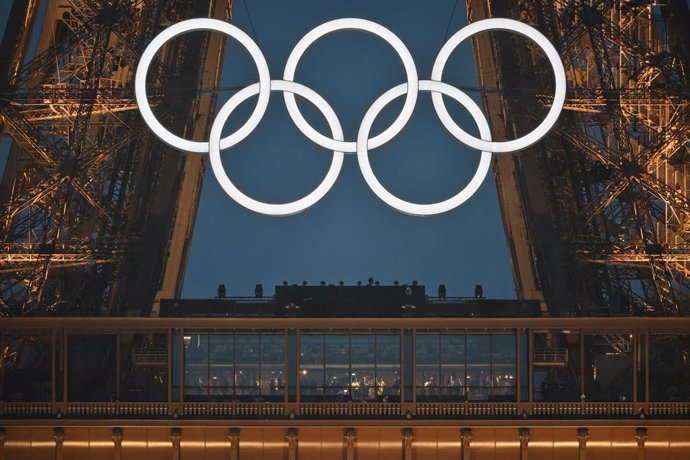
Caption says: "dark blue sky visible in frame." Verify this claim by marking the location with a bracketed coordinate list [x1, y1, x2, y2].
[0, 1, 517, 299]
[182, 0, 516, 298]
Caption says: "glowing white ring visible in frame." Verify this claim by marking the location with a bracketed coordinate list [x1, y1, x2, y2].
[431, 18, 566, 153]
[138, 18, 567, 216]
[357, 80, 492, 216]
[283, 18, 419, 154]
[135, 18, 271, 153]
[208, 80, 345, 216]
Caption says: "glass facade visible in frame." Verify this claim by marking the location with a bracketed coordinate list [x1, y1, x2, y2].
[183, 333, 284, 401]
[584, 334, 633, 402]
[416, 333, 516, 401]
[650, 334, 690, 401]
[300, 334, 400, 401]
[532, 331, 580, 402]
[67, 334, 116, 401]
[1, 324, 689, 408]
[0, 331, 52, 402]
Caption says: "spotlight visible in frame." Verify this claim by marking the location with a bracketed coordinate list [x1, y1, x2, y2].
[438, 284, 446, 298]
[217, 284, 226, 299]
[255, 284, 263, 297]
[474, 284, 484, 298]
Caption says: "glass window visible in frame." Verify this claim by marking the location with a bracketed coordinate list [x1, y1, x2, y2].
[119, 332, 167, 402]
[209, 334, 233, 399]
[532, 331, 580, 402]
[300, 334, 324, 400]
[67, 334, 116, 401]
[584, 334, 633, 402]
[261, 334, 284, 401]
[491, 334, 516, 401]
[299, 333, 400, 402]
[325, 335, 349, 400]
[183, 332, 284, 401]
[466, 335, 491, 401]
[416, 333, 440, 400]
[351, 335, 375, 401]
[650, 334, 690, 402]
[184, 333, 209, 399]
[235, 335, 261, 398]
[1, 331, 52, 402]
[376, 335, 400, 401]
[440, 335, 465, 401]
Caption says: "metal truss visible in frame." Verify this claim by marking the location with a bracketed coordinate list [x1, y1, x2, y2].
[0, 0, 222, 315]
[495, 0, 690, 313]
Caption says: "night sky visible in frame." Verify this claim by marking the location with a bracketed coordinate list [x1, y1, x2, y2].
[0, 0, 517, 300]
[182, 0, 516, 299]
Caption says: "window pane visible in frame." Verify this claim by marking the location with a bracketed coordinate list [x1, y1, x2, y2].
[532, 331, 580, 402]
[584, 334, 633, 402]
[260, 334, 285, 400]
[351, 335, 375, 401]
[416, 333, 439, 400]
[466, 335, 490, 401]
[68, 334, 116, 401]
[209, 335, 233, 399]
[325, 335, 349, 400]
[184, 333, 208, 399]
[440, 335, 465, 400]
[120, 332, 167, 402]
[1, 331, 52, 402]
[491, 334, 516, 401]
[235, 335, 260, 398]
[300, 335, 324, 400]
[650, 334, 690, 401]
[376, 335, 400, 400]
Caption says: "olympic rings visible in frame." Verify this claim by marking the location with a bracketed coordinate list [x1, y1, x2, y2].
[431, 18, 566, 153]
[357, 80, 492, 216]
[136, 17, 566, 216]
[135, 19, 271, 153]
[208, 80, 345, 217]
[283, 18, 418, 154]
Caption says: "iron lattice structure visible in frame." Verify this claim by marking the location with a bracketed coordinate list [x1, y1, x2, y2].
[468, 0, 690, 314]
[0, 0, 230, 315]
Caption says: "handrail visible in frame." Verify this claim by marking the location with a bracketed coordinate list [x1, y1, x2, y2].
[2, 401, 689, 419]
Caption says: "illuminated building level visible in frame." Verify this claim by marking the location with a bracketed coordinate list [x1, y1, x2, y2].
[1, 286, 690, 458]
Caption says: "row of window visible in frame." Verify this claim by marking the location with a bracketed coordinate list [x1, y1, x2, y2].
[2, 331, 689, 403]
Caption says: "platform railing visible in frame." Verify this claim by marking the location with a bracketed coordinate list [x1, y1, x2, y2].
[2, 400, 689, 419]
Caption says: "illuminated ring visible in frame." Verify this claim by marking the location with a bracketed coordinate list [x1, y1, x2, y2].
[283, 18, 419, 154]
[357, 80, 492, 216]
[431, 18, 566, 153]
[135, 18, 271, 153]
[208, 80, 345, 216]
